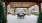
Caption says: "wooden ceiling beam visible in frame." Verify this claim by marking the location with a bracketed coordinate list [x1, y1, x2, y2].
[9, 2, 37, 8]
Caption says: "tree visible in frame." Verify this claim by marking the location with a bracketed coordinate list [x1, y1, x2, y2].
[0, 0, 6, 23]
[37, 10, 42, 23]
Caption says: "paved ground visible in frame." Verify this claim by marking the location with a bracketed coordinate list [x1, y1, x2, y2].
[7, 14, 38, 23]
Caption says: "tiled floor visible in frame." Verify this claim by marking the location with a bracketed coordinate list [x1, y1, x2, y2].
[7, 14, 38, 23]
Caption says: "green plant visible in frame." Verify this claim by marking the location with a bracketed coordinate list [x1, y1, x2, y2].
[0, 1, 6, 23]
[37, 11, 42, 23]
[31, 12, 39, 15]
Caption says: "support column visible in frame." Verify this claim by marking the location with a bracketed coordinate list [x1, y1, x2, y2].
[14, 8, 16, 16]
[27, 8, 29, 15]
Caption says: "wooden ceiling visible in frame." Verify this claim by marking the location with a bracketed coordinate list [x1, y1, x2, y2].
[8, 2, 37, 8]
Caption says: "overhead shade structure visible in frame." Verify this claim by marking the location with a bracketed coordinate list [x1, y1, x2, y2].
[9, 2, 37, 8]
[7, 2, 37, 15]
[0, 0, 6, 23]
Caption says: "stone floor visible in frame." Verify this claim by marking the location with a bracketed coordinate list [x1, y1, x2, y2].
[7, 14, 38, 23]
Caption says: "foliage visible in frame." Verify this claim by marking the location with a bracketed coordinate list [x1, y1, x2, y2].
[37, 11, 42, 23]
[31, 12, 39, 16]
[0, 1, 6, 23]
